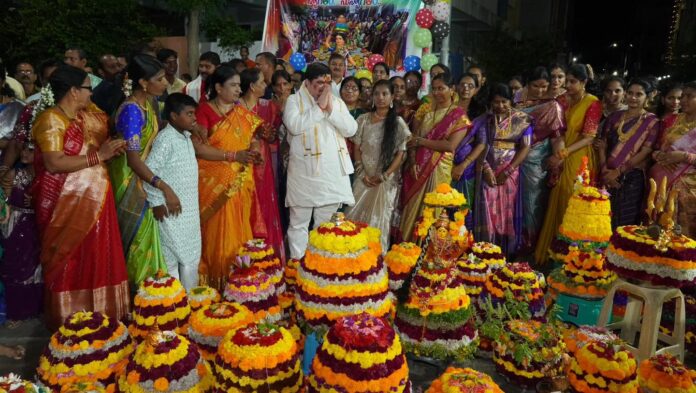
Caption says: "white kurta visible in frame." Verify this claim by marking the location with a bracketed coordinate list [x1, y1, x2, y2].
[283, 84, 357, 208]
[143, 125, 201, 289]
[184, 75, 203, 103]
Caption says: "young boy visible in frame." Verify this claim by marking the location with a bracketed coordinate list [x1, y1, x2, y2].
[144, 93, 201, 290]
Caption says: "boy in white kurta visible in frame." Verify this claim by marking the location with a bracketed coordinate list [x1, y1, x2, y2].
[143, 93, 201, 290]
[283, 62, 358, 259]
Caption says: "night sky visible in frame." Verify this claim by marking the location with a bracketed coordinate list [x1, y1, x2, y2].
[567, 0, 674, 77]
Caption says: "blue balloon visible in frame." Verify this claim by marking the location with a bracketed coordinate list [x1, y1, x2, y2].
[290, 53, 306, 71]
[404, 55, 421, 72]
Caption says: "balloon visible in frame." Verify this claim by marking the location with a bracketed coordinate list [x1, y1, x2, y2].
[403, 55, 421, 72]
[421, 54, 438, 72]
[413, 28, 432, 49]
[432, 1, 450, 21]
[431, 21, 450, 41]
[366, 53, 386, 72]
[289, 53, 306, 72]
[354, 69, 372, 82]
[415, 8, 434, 29]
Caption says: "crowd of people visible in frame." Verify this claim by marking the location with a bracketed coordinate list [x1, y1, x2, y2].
[0, 43, 694, 337]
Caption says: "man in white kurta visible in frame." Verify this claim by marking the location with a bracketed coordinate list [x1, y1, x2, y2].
[143, 122, 201, 290]
[283, 62, 358, 259]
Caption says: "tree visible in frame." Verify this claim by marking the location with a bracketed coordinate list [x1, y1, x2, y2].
[163, 0, 256, 72]
[0, 0, 159, 68]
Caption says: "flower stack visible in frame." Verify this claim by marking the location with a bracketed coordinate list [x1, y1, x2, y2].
[568, 340, 638, 393]
[563, 325, 620, 355]
[37, 311, 134, 392]
[548, 167, 616, 298]
[118, 330, 214, 393]
[238, 239, 292, 309]
[224, 266, 281, 324]
[638, 354, 696, 393]
[480, 262, 546, 318]
[295, 213, 392, 334]
[415, 184, 472, 248]
[606, 178, 696, 287]
[492, 319, 566, 389]
[59, 381, 107, 393]
[1, 374, 48, 393]
[471, 242, 506, 271]
[284, 258, 301, 292]
[425, 367, 503, 393]
[187, 302, 254, 361]
[129, 272, 191, 340]
[384, 242, 421, 292]
[187, 286, 220, 312]
[308, 313, 411, 393]
[215, 323, 303, 392]
[394, 258, 478, 361]
[456, 253, 492, 297]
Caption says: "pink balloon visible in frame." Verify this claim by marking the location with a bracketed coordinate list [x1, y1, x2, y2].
[367, 54, 385, 71]
[416, 8, 434, 29]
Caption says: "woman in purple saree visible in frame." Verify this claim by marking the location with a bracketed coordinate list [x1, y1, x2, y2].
[596, 79, 659, 228]
[474, 84, 532, 257]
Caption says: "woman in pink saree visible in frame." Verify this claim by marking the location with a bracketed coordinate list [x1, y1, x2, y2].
[399, 72, 469, 242]
[649, 81, 696, 238]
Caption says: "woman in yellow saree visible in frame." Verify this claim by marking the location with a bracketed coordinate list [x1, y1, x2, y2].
[195, 65, 263, 290]
[109, 55, 171, 286]
[534, 64, 602, 264]
[399, 72, 469, 242]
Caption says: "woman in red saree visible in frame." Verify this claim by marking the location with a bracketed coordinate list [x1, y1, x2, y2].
[399, 72, 469, 242]
[656, 82, 682, 145]
[649, 81, 696, 238]
[238, 69, 286, 262]
[31, 65, 129, 330]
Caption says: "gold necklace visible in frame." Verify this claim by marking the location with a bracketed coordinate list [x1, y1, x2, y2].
[616, 110, 647, 143]
[56, 105, 75, 119]
[494, 110, 514, 138]
[240, 97, 258, 114]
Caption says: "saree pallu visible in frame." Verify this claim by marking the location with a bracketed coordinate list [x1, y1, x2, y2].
[603, 111, 659, 228]
[400, 106, 469, 242]
[198, 105, 264, 291]
[649, 115, 696, 238]
[518, 99, 565, 251]
[33, 108, 129, 330]
[475, 112, 532, 257]
[534, 95, 601, 264]
[109, 102, 165, 286]
[452, 115, 486, 230]
[251, 100, 286, 263]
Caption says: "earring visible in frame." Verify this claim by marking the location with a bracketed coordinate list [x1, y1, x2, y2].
[389, 102, 393, 108]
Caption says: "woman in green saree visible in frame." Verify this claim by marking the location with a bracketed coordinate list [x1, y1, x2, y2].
[109, 54, 174, 286]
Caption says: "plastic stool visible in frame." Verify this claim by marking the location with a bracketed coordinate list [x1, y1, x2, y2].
[598, 278, 685, 362]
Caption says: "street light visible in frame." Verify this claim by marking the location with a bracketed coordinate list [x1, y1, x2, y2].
[611, 42, 618, 48]
[572, 57, 578, 62]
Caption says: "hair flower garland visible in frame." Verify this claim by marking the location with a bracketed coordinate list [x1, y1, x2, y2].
[31, 84, 55, 123]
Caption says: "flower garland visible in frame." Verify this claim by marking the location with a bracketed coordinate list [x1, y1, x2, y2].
[425, 367, 503, 393]
[118, 330, 214, 393]
[187, 302, 254, 360]
[31, 84, 55, 123]
[638, 354, 696, 393]
[309, 314, 410, 393]
[37, 311, 134, 392]
[187, 286, 220, 311]
[568, 340, 638, 393]
[215, 324, 302, 393]
[130, 274, 191, 339]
